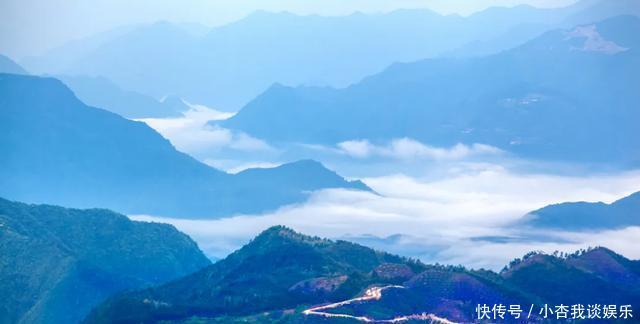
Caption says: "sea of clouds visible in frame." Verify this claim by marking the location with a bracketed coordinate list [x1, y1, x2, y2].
[131, 104, 640, 270]
[131, 163, 640, 270]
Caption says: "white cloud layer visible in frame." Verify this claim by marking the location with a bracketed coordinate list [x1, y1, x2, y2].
[336, 138, 502, 160]
[130, 164, 640, 270]
[138, 103, 275, 156]
[204, 160, 283, 174]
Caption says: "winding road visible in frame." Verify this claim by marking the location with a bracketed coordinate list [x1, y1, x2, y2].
[302, 285, 457, 323]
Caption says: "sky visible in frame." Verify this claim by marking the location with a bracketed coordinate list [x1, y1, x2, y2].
[1, 0, 578, 59]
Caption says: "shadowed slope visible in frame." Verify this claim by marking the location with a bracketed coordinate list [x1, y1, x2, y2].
[0, 198, 210, 324]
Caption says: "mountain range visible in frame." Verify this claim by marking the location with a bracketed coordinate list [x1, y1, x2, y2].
[0, 73, 368, 218]
[4, 2, 640, 324]
[0, 197, 210, 324]
[220, 15, 640, 165]
[0, 55, 189, 119]
[20, 0, 639, 111]
[55, 75, 190, 118]
[526, 191, 640, 230]
[86, 226, 640, 323]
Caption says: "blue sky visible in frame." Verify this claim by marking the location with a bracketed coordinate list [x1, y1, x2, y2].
[1, 0, 577, 58]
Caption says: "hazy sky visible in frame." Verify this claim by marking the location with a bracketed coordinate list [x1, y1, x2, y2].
[1, 0, 578, 59]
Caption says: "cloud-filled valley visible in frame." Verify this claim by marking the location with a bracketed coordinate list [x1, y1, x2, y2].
[131, 92, 640, 271]
[132, 163, 640, 270]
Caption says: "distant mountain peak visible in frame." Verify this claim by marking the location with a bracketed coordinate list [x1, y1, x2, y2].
[252, 225, 324, 245]
[237, 159, 326, 174]
[501, 251, 554, 275]
[569, 246, 632, 266]
[501, 246, 627, 278]
[0, 74, 370, 218]
[525, 191, 640, 230]
[385, 8, 444, 19]
[256, 225, 299, 239]
[274, 159, 323, 170]
[221, 13, 640, 165]
[571, 247, 620, 264]
[290, 158, 320, 165]
[579, 246, 616, 256]
[237, 159, 372, 193]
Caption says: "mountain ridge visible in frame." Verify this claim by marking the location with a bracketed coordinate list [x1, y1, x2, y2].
[56, 74, 189, 118]
[86, 226, 640, 323]
[22, 0, 638, 111]
[0, 73, 369, 218]
[220, 15, 640, 165]
[0, 197, 211, 324]
[525, 191, 640, 230]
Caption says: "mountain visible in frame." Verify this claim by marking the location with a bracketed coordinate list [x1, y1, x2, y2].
[85, 226, 428, 323]
[0, 73, 369, 218]
[20, 25, 138, 74]
[439, 0, 640, 58]
[332, 248, 640, 321]
[500, 248, 640, 307]
[0, 54, 27, 75]
[86, 226, 640, 323]
[0, 197, 210, 324]
[221, 15, 640, 165]
[525, 191, 640, 230]
[57, 75, 189, 118]
[23, 0, 636, 111]
[565, 0, 640, 26]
